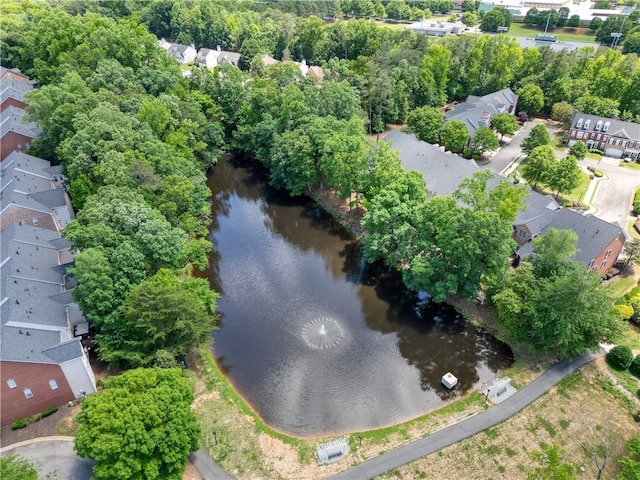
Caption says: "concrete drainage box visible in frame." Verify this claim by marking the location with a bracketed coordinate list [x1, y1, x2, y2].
[317, 438, 349, 464]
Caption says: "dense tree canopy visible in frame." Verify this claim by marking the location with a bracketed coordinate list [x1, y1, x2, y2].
[75, 368, 200, 480]
[493, 230, 622, 357]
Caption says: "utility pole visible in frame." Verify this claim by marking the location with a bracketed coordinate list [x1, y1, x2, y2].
[610, 15, 627, 49]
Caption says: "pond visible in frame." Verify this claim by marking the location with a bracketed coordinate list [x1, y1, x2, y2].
[200, 156, 513, 437]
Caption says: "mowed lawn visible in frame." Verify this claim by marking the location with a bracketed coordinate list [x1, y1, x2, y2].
[506, 23, 597, 43]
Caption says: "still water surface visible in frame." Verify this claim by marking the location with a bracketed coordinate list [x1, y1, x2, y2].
[202, 157, 513, 437]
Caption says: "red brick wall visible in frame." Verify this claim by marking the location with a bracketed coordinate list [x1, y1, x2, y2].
[1, 361, 74, 425]
[1, 132, 33, 161]
[592, 233, 626, 274]
[0, 98, 27, 113]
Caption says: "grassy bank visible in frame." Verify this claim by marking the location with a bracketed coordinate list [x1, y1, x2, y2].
[189, 343, 523, 479]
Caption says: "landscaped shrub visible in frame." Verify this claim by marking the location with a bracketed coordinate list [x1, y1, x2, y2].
[616, 304, 635, 320]
[607, 345, 634, 369]
[630, 356, 640, 378]
[11, 419, 28, 430]
[41, 406, 57, 418]
[588, 148, 604, 156]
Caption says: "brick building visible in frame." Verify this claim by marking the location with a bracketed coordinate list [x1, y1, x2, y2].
[567, 113, 640, 160]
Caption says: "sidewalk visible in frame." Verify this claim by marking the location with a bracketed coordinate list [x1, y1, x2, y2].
[326, 350, 603, 480]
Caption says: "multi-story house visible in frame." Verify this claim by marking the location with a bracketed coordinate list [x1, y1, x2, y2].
[567, 113, 640, 160]
[385, 130, 626, 274]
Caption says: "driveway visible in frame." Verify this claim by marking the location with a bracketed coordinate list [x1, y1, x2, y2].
[583, 157, 640, 229]
[480, 119, 559, 176]
[0, 437, 94, 479]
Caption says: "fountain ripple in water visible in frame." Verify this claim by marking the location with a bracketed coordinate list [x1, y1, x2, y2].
[302, 318, 345, 350]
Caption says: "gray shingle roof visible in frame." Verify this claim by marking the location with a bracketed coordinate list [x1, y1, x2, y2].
[384, 129, 482, 196]
[385, 130, 625, 267]
[0, 75, 33, 104]
[516, 209, 624, 265]
[0, 319, 64, 363]
[0, 106, 42, 139]
[1, 151, 72, 226]
[445, 88, 518, 138]
[0, 223, 82, 363]
[42, 339, 84, 363]
[571, 112, 640, 141]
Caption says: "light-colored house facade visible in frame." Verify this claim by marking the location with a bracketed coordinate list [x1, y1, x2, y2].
[567, 113, 640, 160]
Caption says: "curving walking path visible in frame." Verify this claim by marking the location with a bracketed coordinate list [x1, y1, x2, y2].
[0, 351, 603, 480]
[326, 350, 603, 480]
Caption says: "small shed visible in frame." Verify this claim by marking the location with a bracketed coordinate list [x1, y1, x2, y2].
[441, 372, 458, 389]
[317, 438, 349, 465]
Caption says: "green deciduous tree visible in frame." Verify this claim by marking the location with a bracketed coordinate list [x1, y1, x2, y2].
[527, 444, 578, 480]
[623, 32, 640, 55]
[480, 8, 507, 32]
[362, 171, 428, 267]
[441, 119, 470, 152]
[521, 124, 551, 154]
[0, 455, 39, 480]
[97, 269, 218, 368]
[547, 154, 582, 199]
[407, 106, 444, 144]
[493, 234, 622, 357]
[568, 140, 587, 160]
[74, 368, 200, 480]
[522, 144, 555, 187]
[551, 101, 576, 129]
[472, 125, 499, 154]
[490, 112, 519, 140]
[518, 83, 545, 114]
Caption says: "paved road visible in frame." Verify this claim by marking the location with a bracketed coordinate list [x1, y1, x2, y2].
[480, 120, 539, 176]
[326, 350, 603, 480]
[583, 157, 640, 228]
[0, 436, 95, 479]
[190, 448, 235, 480]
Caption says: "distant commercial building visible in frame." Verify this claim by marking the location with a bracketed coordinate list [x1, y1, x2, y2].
[405, 19, 466, 36]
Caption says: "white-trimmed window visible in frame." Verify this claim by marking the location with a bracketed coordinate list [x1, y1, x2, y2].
[601, 260, 607, 269]
[24, 388, 33, 399]
[603, 121, 610, 132]
[7, 379, 17, 389]
[583, 119, 591, 130]
[576, 131, 584, 139]
[595, 120, 603, 131]
[576, 118, 584, 128]
[604, 249, 612, 259]
[49, 380, 58, 390]
[588, 259, 595, 269]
